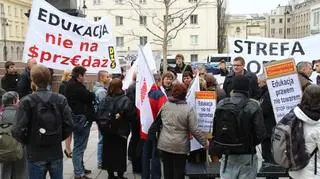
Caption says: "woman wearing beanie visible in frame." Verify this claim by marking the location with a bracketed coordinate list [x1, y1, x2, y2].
[148, 83, 208, 179]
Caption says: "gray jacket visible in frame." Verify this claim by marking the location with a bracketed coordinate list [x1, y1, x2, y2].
[154, 101, 206, 154]
[93, 82, 107, 103]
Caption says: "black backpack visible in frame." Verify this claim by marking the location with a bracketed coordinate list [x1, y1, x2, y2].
[210, 98, 253, 155]
[97, 96, 119, 135]
[30, 93, 62, 146]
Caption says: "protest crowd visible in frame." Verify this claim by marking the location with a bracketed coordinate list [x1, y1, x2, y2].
[0, 52, 320, 179]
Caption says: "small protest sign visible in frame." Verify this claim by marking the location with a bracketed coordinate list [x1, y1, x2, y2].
[195, 91, 216, 133]
[264, 59, 302, 122]
[23, 0, 121, 73]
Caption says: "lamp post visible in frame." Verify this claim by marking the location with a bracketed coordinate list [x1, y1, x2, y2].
[82, 0, 87, 15]
[284, 11, 290, 39]
[2, 17, 8, 61]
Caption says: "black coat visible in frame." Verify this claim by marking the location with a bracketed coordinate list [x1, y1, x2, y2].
[17, 68, 32, 99]
[58, 81, 68, 97]
[174, 63, 193, 74]
[99, 94, 135, 172]
[1, 73, 20, 92]
[223, 70, 260, 100]
[259, 86, 276, 137]
[65, 78, 96, 121]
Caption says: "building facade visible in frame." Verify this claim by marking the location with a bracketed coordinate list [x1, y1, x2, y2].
[0, 0, 31, 62]
[83, 0, 218, 63]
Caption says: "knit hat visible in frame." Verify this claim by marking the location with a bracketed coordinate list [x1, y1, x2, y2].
[232, 75, 250, 93]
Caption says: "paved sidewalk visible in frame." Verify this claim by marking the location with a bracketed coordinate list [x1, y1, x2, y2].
[61, 123, 141, 179]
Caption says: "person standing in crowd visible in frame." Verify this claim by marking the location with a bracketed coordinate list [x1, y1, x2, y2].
[142, 74, 167, 179]
[0, 91, 27, 179]
[98, 78, 134, 179]
[93, 70, 110, 169]
[126, 73, 142, 174]
[297, 61, 313, 91]
[0, 88, 6, 112]
[212, 75, 265, 179]
[219, 60, 229, 76]
[223, 56, 260, 99]
[17, 58, 37, 99]
[47, 68, 54, 91]
[58, 71, 73, 159]
[182, 71, 193, 88]
[174, 54, 193, 74]
[204, 73, 225, 102]
[198, 65, 207, 79]
[257, 74, 278, 179]
[310, 59, 320, 85]
[148, 83, 208, 179]
[288, 85, 320, 179]
[162, 72, 174, 97]
[1, 61, 20, 92]
[12, 65, 74, 179]
[65, 66, 95, 179]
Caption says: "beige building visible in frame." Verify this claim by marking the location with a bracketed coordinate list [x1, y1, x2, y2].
[0, 0, 31, 62]
[83, 0, 218, 63]
[226, 14, 267, 38]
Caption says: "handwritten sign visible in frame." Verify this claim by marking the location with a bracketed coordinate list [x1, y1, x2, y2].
[195, 91, 217, 132]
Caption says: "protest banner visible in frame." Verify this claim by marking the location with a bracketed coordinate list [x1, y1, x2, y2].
[23, 0, 121, 73]
[195, 91, 216, 133]
[228, 36, 320, 74]
[264, 59, 302, 123]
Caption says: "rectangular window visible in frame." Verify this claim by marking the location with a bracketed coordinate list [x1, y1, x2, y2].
[314, 11, 320, 26]
[93, 0, 101, 5]
[20, 9, 23, 17]
[21, 26, 24, 37]
[115, 0, 124, 4]
[271, 28, 275, 34]
[16, 25, 19, 36]
[279, 18, 283, 23]
[190, 14, 198, 24]
[8, 6, 11, 16]
[279, 28, 283, 34]
[94, 16, 101, 21]
[14, 8, 17, 17]
[139, 0, 146, 4]
[189, 0, 197, 2]
[0, 4, 4, 14]
[139, 16, 147, 25]
[140, 36, 147, 45]
[287, 18, 290, 23]
[116, 16, 123, 26]
[116, 37, 124, 47]
[287, 28, 291, 34]
[190, 54, 198, 62]
[271, 18, 275, 24]
[190, 35, 198, 45]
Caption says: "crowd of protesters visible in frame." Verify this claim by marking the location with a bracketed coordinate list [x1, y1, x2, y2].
[0, 54, 320, 179]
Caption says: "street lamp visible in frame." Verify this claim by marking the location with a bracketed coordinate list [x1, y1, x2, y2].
[2, 18, 8, 61]
[284, 10, 290, 39]
[82, 0, 87, 15]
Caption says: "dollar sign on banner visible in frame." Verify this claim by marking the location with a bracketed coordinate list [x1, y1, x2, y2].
[28, 45, 39, 58]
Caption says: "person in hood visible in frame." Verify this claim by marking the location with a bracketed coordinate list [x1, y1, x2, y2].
[93, 70, 110, 169]
[289, 85, 320, 179]
[297, 61, 313, 91]
[1, 61, 20, 92]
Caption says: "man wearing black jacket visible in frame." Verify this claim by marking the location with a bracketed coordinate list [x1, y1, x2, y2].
[223, 56, 260, 99]
[12, 65, 74, 179]
[17, 58, 37, 98]
[1, 61, 20, 92]
[173, 54, 193, 74]
[65, 66, 95, 179]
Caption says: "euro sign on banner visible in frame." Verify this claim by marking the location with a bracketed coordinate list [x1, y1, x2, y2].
[23, 0, 121, 73]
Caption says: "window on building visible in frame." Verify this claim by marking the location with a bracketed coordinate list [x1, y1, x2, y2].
[21, 26, 24, 37]
[271, 28, 275, 34]
[93, 0, 101, 5]
[14, 8, 17, 17]
[0, 4, 4, 14]
[9, 25, 12, 37]
[16, 25, 19, 36]
[140, 36, 147, 45]
[189, 0, 197, 3]
[116, 37, 124, 47]
[271, 18, 275, 24]
[190, 14, 198, 24]
[94, 16, 101, 21]
[20, 9, 23, 17]
[116, 16, 123, 26]
[279, 18, 283, 23]
[139, 0, 146, 4]
[287, 28, 291, 35]
[115, 0, 124, 4]
[287, 18, 290, 23]
[140, 16, 147, 25]
[191, 54, 198, 62]
[8, 6, 11, 16]
[314, 11, 320, 26]
[279, 28, 283, 34]
[190, 35, 198, 45]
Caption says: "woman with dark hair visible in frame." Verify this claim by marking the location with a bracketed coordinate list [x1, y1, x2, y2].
[98, 78, 134, 179]
[148, 83, 208, 179]
[182, 71, 193, 88]
[162, 72, 174, 97]
[204, 73, 226, 102]
[287, 85, 320, 178]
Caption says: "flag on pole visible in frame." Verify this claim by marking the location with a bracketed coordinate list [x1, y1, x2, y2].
[135, 45, 155, 139]
[122, 60, 137, 90]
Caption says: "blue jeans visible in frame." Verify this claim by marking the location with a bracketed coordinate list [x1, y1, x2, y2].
[97, 131, 103, 166]
[72, 115, 92, 177]
[141, 140, 161, 179]
[220, 154, 258, 179]
[28, 159, 63, 179]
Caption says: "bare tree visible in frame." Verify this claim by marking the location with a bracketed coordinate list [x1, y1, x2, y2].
[128, 0, 210, 73]
[217, 0, 226, 53]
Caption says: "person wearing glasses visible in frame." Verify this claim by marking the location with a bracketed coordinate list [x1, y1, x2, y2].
[223, 56, 260, 100]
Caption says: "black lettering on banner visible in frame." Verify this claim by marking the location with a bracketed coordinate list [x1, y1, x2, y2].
[256, 42, 267, 55]
[49, 13, 59, 26]
[292, 41, 305, 55]
[247, 60, 261, 74]
[234, 40, 243, 53]
[72, 24, 84, 35]
[269, 42, 278, 55]
[245, 41, 255, 54]
[61, 19, 72, 30]
[280, 42, 289, 56]
[38, 8, 47, 22]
